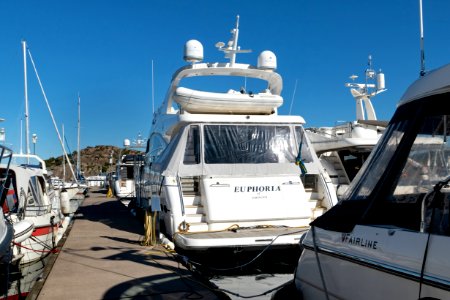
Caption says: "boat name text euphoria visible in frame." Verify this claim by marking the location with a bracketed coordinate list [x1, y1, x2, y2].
[234, 185, 281, 193]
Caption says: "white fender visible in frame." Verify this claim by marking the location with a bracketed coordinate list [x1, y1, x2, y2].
[60, 190, 71, 214]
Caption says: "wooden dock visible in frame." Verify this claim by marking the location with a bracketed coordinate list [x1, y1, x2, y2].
[29, 188, 223, 299]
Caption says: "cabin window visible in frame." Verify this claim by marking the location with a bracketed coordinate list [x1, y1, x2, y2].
[346, 121, 408, 200]
[338, 150, 371, 181]
[119, 166, 134, 180]
[312, 97, 450, 233]
[148, 133, 167, 160]
[0, 169, 18, 213]
[204, 125, 296, 164]
[153, 129, 183, 168]
[183, 125, 200, 165]
[27, 176, 44, 207]
[361, 114, 450, 232]
[392, 114, 450, 199]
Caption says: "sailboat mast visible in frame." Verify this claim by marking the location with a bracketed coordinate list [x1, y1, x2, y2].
[77, 94, 81, 178]
[22, 40, 30, 156]
[20, 118, 23, 154]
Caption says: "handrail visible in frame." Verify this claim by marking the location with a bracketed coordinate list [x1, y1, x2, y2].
[11, 153, 47, 173]
[176, 176, 185, 216]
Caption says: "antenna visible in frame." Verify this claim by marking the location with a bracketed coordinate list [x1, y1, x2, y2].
[62, 123, 65, 181]
[289, 79, 298, 115]
[216, 15, 251, 66]
[151, 59, 155, 115]
[419, 0, 426, 76]
[77, 93, 81, 178]
[22, 40, 30, 156]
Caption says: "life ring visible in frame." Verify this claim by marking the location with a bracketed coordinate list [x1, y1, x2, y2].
[178, 221, 190, 233]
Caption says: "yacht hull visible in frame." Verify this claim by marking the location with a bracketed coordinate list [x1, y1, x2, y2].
[295, 226, 450, 299]
[174, 227, 308, 250]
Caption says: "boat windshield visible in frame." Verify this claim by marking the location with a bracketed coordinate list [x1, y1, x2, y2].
[203, 124, 307, 164]
[344, 95, 450, 202]
[312, 94, 450, 233]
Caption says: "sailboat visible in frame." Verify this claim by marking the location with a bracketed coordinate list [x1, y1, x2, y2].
[0, 41, 69, 265]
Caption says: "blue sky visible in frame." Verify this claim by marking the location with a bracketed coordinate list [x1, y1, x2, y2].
[1, 0, 449, 160]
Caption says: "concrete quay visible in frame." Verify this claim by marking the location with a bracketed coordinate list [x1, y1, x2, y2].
[30, 188, 224, 300]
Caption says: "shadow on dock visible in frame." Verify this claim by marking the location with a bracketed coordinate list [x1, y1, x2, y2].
[103, 265, 230, 300]
[33, 188, 225, 299]
[73, 195, 142, 236]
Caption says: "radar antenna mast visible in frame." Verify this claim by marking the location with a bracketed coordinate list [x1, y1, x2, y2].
[215, 15, 251, 66]
[345, 55, 386, 121]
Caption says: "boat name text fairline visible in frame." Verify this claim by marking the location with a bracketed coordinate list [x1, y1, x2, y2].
[234, 186, 281, 193]
[341, 233, 378, 249]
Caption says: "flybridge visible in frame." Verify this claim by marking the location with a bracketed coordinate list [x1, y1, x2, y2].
[160, 15, 284, 116]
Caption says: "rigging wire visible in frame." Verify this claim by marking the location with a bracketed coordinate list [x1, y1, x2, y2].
[26, 46, 78, 185]
[288, 79, 298, 115]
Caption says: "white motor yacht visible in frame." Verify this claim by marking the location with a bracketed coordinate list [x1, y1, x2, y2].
[306, 56, 387, 197]
[114, 154, 144, 201]
[138, 17, 337, 264]
[295, 60, 450, 299]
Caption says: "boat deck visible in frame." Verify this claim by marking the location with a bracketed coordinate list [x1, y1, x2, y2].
[178, 227, 307, 240]
[29, 188, 222, 299]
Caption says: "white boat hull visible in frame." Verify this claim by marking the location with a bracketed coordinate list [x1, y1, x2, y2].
[295, 226, 450, 299]
[114, 179, 135, 198]
[13, 222, 59, 265]
[174, 227, 308, 250]
[159, 171, 334, 251]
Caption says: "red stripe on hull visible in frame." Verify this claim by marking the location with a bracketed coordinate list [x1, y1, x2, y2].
[0, 292, 29, 300]
[32, 224, 59, 237]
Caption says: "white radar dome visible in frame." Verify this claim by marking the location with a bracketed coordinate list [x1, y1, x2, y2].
[184, 40, 203, 63]
[257, 50, 277, 70]
[123, 139, 131, 147]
